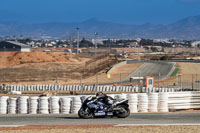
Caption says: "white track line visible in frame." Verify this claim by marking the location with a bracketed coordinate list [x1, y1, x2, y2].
[0, 125, 25, 127]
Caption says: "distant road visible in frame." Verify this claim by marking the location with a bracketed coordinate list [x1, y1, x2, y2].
[102, 61, 175, 85]
[0, 113, 200, 126]
[126, 60, 200, 63]
[124, 62, 175, 81]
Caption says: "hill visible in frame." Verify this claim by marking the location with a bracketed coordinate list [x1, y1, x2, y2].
[1, 15, 200, 39]
[0, 52, 87, 68]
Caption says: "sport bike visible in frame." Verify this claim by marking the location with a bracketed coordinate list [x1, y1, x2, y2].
[78, 96, 130, 119]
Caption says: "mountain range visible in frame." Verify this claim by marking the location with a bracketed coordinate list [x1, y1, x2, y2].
[1, 15, 200, 40]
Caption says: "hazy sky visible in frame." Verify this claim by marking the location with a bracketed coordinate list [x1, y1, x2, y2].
[0, 0, 200, 24]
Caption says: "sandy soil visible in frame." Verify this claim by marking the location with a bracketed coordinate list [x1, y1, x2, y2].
[0, 52, 91, 84]
[165, 62, 200, 76]
[178, 62, 200, 82]
[1, 126, 200, 133]
[157, 62, 200, 87]
[0, 52, 87, 68]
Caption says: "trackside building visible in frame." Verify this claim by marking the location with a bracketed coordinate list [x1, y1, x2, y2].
[0, 41, 30, 52]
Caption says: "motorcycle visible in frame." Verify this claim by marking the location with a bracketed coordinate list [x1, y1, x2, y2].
[78, 96, 130, 119]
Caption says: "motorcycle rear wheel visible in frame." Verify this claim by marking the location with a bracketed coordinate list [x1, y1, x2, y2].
[115, 105, 130, 118]
[78, 108, 93, 119]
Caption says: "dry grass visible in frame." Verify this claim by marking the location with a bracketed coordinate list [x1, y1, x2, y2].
[177, 62, 200, 82]
[1, 126, 200, 133]
[159, 62, 200, 86]
[75, 63, 143, 85]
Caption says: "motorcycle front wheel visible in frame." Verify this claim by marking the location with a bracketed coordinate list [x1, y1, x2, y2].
[78, 108, 93, 119]
[115, 105, 130, 118]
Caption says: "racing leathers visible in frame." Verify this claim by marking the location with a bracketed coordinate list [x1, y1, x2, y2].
[87, 94, 114, 110]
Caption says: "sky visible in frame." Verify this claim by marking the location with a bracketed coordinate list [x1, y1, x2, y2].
[0, 0, 200, 24]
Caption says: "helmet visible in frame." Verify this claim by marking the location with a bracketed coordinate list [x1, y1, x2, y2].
[96, 92, 103, 97]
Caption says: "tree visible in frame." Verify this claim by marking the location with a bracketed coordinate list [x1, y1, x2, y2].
[139, 38, 153, 46]
[160, 55, 171, 60]
[144, 47, 149, 50]
[150, 47, 159, 52]
[79, 38, 93, 48]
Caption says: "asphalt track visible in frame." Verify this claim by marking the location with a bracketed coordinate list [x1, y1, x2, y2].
[0, 113, 200, 126]
[124, 62, 175, 82]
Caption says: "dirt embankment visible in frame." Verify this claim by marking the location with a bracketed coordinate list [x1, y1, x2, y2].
[0, 52, 91, 84]
[0, 52, 117, 84]
[0, 52, 87, 68]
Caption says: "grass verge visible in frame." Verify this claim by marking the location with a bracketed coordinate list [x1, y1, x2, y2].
[171, 66, 180, 77]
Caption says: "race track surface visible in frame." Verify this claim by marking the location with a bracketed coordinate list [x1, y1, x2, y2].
[0, 113, 199, 126]
[124, 62, 175, 82]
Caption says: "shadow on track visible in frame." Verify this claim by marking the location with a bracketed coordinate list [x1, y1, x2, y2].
[57, 117, 80, 119]
[58, 116, 120, 120]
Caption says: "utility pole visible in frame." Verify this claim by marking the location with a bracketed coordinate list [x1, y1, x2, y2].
[192, 74, 194, 90]
[109, 38, 111, 53]
[120, 73, 122, 91]
[76, 27, 80, 54]
[94, 32, 98, 91]
[80, 74, 83, 94]
[94, 32, 98, 64]
[69, 36, 72, 48]
[56, 69, 58, 85]
[158, 72, 160, 88]
[180, 74, 182, 91]
[120, 73, 122, 87]
[196, 73, 198, 90]
[176, 74, 178, 88]
[139, 72, 142, 93]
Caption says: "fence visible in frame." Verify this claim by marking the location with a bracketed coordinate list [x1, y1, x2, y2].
[155, 74, 200, 90]
[0, 72, 199, 90]
[0, 84, 193, 93]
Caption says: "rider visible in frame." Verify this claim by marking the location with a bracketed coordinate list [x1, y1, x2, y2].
[87, 92, 114, 110]
[96, 92, 114, 105]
